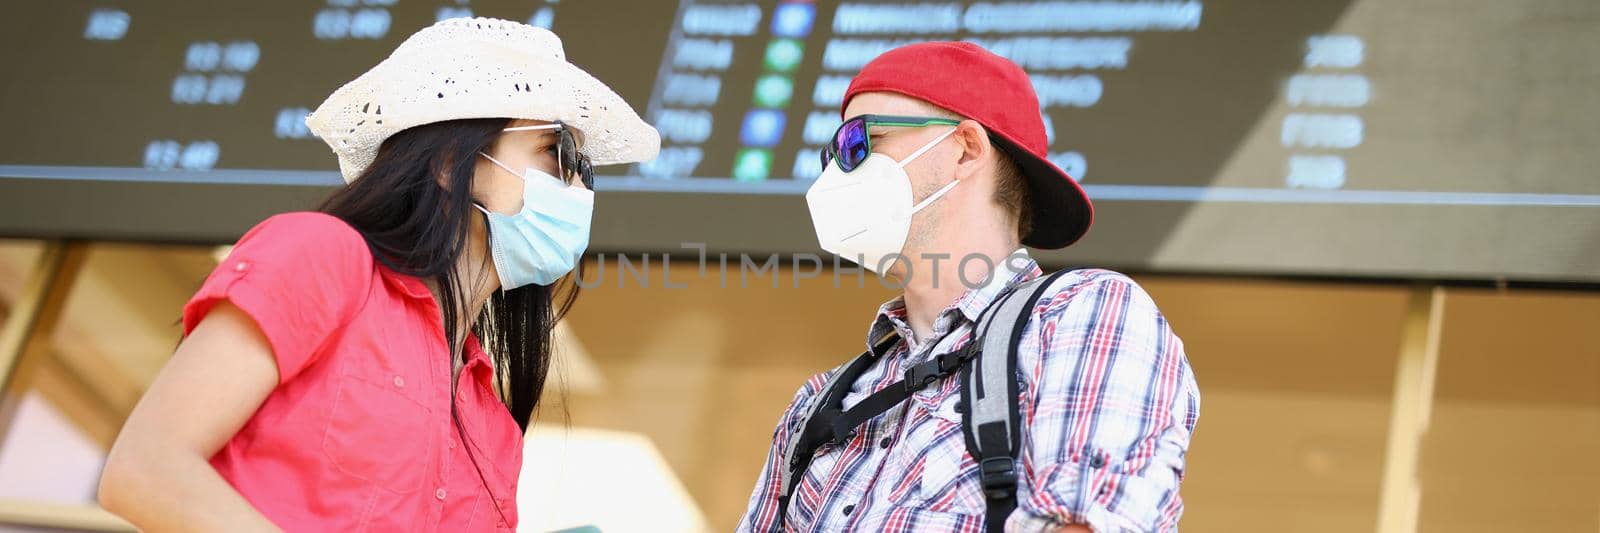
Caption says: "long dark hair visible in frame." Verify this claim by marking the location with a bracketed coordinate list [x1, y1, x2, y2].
[317, 117, 577, 431]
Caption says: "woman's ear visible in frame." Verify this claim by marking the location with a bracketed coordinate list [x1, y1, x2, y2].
[455, 134, 501, 191]
[435, 149, 460, 190]
[436, 166, 452, 189]
[441, 152, 491, 197]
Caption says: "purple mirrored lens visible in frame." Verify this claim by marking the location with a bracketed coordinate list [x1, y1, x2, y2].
[833, 117, 869, 171]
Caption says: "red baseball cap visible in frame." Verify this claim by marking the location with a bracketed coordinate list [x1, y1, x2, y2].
[843, 41, 1093, 249]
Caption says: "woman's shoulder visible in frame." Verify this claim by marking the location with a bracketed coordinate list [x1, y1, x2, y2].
[249, 211, 356, 236]
[235, 212, 372, 266]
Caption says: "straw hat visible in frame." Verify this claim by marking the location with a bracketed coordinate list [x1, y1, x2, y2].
[307, 17, 659, 183]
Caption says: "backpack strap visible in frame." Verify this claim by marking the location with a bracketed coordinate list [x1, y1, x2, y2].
[774, 269, 1067, 531]
[775, 324, 985, 527]
[961, 270, 1070, 533]
[775, 333, 898, 529]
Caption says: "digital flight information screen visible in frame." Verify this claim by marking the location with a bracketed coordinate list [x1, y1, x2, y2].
[1, 0, 1596, 282]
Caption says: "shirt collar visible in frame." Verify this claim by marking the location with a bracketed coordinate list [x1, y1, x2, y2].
[380, 266, 436, 301]
[865, 249, 1041, 352]
[953, 249, 1041, 322]
[379, 267, 496, 370]
[463, 333, 495, 370]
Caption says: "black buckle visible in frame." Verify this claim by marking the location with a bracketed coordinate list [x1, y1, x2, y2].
[902, 349, 969, 393]
[936, 349, 966, 372]
[829, 422, 856, 446]
[979, 457, 1018, 498]
[903, 362, 940, 393]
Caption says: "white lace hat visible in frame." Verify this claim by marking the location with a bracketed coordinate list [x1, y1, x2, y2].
[306, 17, 660, 183]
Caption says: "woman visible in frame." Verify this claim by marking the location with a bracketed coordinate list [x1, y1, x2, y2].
[98, 18, 658, 531]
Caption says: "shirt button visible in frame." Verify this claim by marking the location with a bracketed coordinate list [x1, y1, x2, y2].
[392, 375, 404, 388]
[448, 439, 457, 449]
[435, 488, 447, 500]
[233, 261, 249, 272]
[842, 504, 855, 516]
[879, 437, 891, 449]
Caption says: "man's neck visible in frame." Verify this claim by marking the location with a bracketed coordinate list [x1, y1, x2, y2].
[898, 237, 1019, 343]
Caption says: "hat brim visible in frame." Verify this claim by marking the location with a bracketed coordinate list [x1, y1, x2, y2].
[989, 134, 1093, 249]
[308, 45, 660, 182]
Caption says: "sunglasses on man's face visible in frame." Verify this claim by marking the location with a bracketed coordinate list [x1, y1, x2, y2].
[820, 114, 962, 173]
[504, 122, 595, 189]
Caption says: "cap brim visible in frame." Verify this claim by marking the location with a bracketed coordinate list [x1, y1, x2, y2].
[989, 135, 1093, 249]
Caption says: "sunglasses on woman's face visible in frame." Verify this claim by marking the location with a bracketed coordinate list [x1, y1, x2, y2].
[503, 122, 595, 189]
[820, 114, 963, 173]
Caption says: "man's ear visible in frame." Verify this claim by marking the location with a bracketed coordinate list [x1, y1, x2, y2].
[953, 119, 994, 179]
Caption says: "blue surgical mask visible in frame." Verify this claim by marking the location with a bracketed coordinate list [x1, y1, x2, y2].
[476, 152, 593, 290]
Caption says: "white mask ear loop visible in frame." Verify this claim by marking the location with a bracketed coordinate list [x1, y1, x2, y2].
[896, 126, 959, 168]
[475, 152, 525, 215]
[899, 127, 962, 213]
[479, 152, 518, 176]
[910, 174, 961, 213]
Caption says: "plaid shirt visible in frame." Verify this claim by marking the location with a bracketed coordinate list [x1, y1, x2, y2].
[738, 252, 1199, 532]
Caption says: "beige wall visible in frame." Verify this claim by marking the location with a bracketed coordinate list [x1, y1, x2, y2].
[553, 259, 1599, 532]
[0, 244, 1596, 531]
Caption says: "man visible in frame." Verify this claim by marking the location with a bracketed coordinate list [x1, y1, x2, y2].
[738, 42, 1199, 532]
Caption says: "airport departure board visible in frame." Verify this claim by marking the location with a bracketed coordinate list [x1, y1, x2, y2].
[1, 1, 1596, 282]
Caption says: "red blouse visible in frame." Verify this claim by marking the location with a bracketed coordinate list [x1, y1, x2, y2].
[182, 212, 522, 531]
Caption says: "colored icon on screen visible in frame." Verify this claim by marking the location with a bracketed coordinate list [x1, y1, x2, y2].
[764, 39, 804, 72]
[740, 109, 786, 147]
[792, 147, 823, 180]
[771, 3, 816, 38]
[753, 75, 794, 109]
[437, 7, 472, 22]
[529, 7, 554, 29]
[734, 148, 773, 181]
